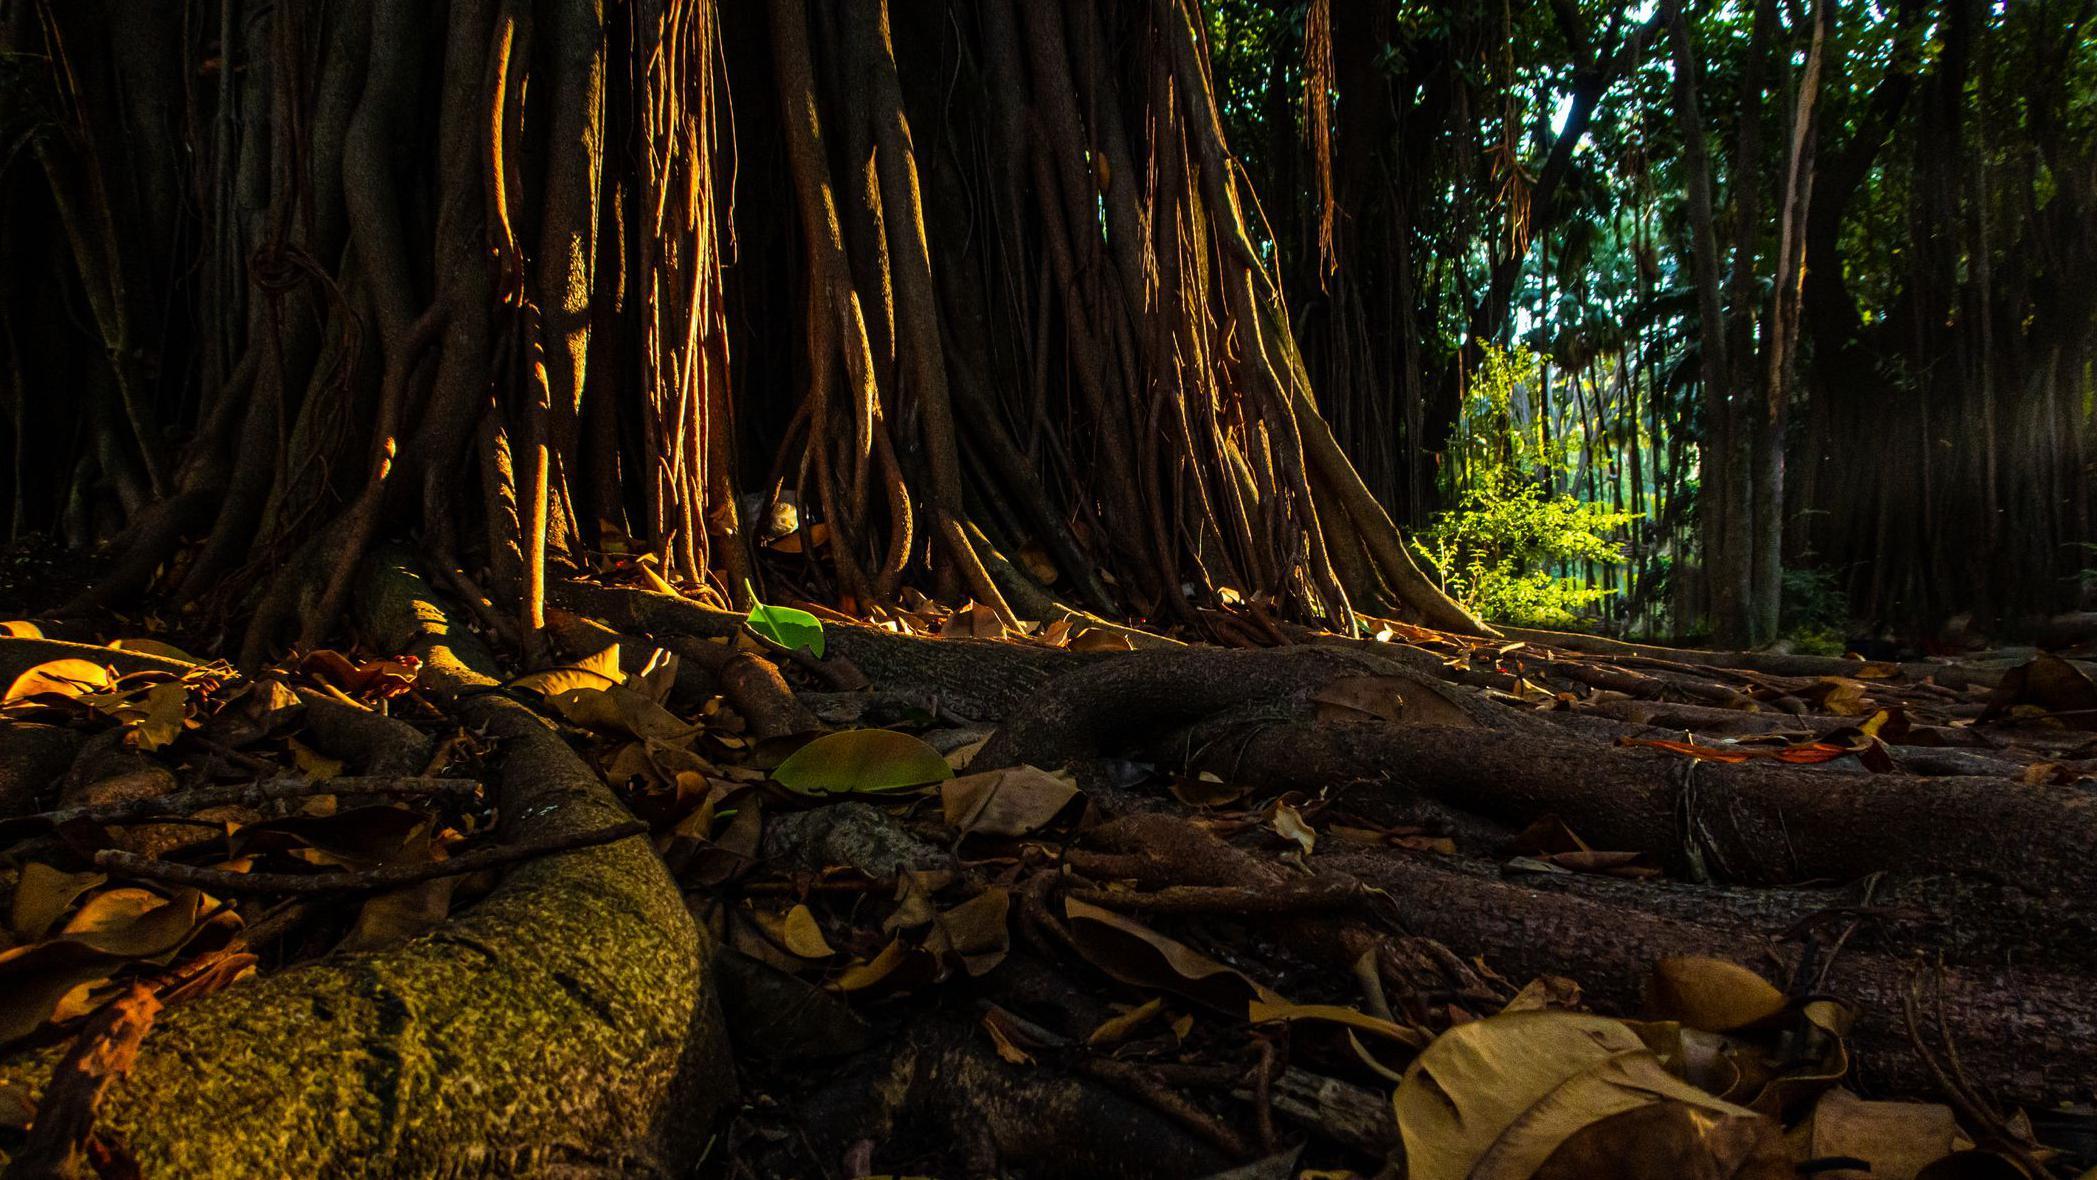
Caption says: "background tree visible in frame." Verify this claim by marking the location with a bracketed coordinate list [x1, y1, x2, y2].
[0, 0, 1487, 661]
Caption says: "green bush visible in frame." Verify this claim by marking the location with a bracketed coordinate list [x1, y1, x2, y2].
[1418, 346, 1636, 627]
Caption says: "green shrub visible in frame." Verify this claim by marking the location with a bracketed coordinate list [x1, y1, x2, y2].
[1418, 346, 1636, 627]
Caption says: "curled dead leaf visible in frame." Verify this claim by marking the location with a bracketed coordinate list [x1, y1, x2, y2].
[1063, 896, 1283, 1014]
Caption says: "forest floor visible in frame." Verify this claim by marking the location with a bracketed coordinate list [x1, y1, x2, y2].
[1, 557, 2096, 1178]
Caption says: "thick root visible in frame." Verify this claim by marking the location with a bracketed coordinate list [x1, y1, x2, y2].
[0, 555, 729, 1176]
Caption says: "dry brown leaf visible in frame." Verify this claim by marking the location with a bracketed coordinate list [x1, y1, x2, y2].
[780, 904, 835, 959]
[3, 659, 113, 705]
[547, 684, 699, 743]
[926, 887, 1010, 977]
[10, 864, 108, 943]
[1248, 1000, 1427, 1048]
[940, 765, 1079, 837]
[1644, 957, 1790, 1032]
[1394, 1010, 1786, 1180]
[1271, 802, 1316, 854]
[1086, 997, 1165, 1046]
[1063, 896, 1283, 1014]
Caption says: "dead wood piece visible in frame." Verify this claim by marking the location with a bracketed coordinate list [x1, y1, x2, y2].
[25, 774, 477, 829]
[4, 985, 160, 1180]
[796, 1015, 1231, 1179]
[97, 820, 646, 894]
[1235, 1069, 1397, 1156]
[1063, 882, 1363, 916]
[657, 635, 821, 741]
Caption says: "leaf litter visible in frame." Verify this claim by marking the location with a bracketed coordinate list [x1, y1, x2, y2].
[4, 588, 2097, 1178]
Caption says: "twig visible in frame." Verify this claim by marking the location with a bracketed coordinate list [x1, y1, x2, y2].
[95, 820, 646, 895]
[29, 775, 480, 828]
[1063, 881, 1363, 915]
[1250, 1038, 1279, 1155]
[1074, 1056, 1253, 1161]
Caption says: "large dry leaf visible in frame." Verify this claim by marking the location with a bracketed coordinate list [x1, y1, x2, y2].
[771, 729, 953, 795]
[1645, 957, 1790, 1033]
[1981, 654, 2097, 731]
[832, 937, 938, 998]
[547, 684, 698, 742]
[1786, 1088, 1965, 1179]
[60, 888, 206, 959]
[9, 864, 108, 943]
[1394, 1010, 1785, 1180]
[926, 887, 1010, 977]
[126, 681, 189, 751]
[940, 765, 1079, 837]
[1063, 897, 1282, 1013]
[1807, 677, 1877, 717]
[3, 659, 113, 704]
[0, 941, 127, 1044]
[339, 877, 456, 953]
[508, 644, 626, 697]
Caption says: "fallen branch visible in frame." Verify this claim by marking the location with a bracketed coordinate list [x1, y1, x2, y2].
[96, 820, 647, 895]
[3, 985, 160, 1180]
[22, 775, 479, 830]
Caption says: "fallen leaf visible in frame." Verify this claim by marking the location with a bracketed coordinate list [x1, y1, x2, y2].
[297, 651, 420, 700]
[547, 684, 699, 742]
[772, 729, 953, 795]
[4, 659, 113, 704]
[1087, 997, 1165, 1045]
[1394, 1010, 1786, 1180]
[780, 904, 835, 959]
[1272, 802, 1316, 854]
[1169, 772, 1247, 808]
[1063, 896, 1283, 1014]
[832, 937, 937, 998]
[289, 738, 346, 780]
[1645, 957, 1790, 1033]
[61, 888, 206, 959]
[926, 887, 1010, 976]
[0, 941, 126, 1044]
[940, 765, 1079, 837]
[107, 637, 199, 663]
[508, 644, 626, 696]
[981, 1007, 1036, 1065]
[124, 681, 188, 751]
[1248, 1000, 1428, 1048]
[9, 864, 108, 943]
[1981, 654, 2097, 730]
[746, 600, 826, 658]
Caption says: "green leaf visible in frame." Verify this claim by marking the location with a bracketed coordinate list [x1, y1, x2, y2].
[771, 729, 952, 795]
[746, 600, 825, 658]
